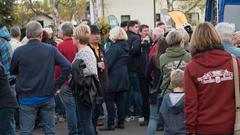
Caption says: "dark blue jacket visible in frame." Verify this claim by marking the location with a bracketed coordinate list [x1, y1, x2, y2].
[160, 93, 186, 135]
[105, 40, 129, 92]
[0, 63, 18, 108]
[10, 39, 71, 98]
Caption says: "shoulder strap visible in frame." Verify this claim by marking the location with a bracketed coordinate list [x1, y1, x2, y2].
[161, 54, 185, 95]
[232, 54, 240, 125]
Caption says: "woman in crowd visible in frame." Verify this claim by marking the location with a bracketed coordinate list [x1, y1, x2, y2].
[159, 29, 191, 96]
[99, 26, 129, 130]
[72, 24, 98, 135]
[146, 37, 168, 135]
[184, 22, 236, 135]
[233, 31, 240, 48]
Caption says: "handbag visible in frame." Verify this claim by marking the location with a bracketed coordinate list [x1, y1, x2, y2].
[232, 55, 240, 135]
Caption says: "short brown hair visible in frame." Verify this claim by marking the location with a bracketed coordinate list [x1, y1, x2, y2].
[74, 24, 91, 44]
[190, 22, 222, 56]
[170, 69, 184, 88]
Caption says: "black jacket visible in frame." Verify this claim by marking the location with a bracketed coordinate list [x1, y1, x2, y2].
[70, 59, 101, 107]
[105, 40, 129, 92]
[0, 63, 18, 108]
[126, 31, 142, 73]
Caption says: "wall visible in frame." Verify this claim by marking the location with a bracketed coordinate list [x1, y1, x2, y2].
[103, 0, 155, 28]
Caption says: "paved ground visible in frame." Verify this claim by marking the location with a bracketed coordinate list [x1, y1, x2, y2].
[17, 120, 163, 135]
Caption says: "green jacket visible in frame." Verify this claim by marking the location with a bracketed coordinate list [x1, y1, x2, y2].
[159, 46, 191, 94]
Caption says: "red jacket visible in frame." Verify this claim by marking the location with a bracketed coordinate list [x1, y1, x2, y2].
[55, 38, 77, 79]
[184, 49, 236, 134]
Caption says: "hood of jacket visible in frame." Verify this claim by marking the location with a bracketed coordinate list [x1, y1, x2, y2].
[165, 46, 187, 58]
[165, 95, 184, 114]
[114, 40, 129, 52]
[0, 26, 11, 41]
[193, 49, 231, 68]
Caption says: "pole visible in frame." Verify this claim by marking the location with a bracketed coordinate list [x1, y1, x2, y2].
[153, 0, 156, 27]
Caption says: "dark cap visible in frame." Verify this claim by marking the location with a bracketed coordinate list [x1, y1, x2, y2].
[90, 25, 100, 34]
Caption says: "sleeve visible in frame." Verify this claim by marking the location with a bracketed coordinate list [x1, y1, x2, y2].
[184, 66, 198, 133]
[54, 48, 71, 89]
[129, 36, 141, 56]
[105, 46, 119, 71]
[10, 51, 18, 75]
[145, 56, 154, 80]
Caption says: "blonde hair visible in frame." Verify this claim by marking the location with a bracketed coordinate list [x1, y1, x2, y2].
[74, 24, 91, 44]
[109, 26, 128, 41]
[190, 22, 222, 56]
[170, 69, 184, 88]
[166, 29, 183, 47]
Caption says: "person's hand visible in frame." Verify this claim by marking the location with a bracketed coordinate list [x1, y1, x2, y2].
[97, 62, 105, 70]
[55, 89, 61, 95]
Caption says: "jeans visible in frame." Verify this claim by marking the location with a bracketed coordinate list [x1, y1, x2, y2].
[104, 91, 126, 126]
[55, 94, 65, 117]
[126, 72, 143, 116]
[139, 77, 150, 120]
[147, 104, 160, 135]
[59, 85, 79, 135]
[0, 107, 16, 135]
[75, 97, 96, 135]
[19, 99, 55, 135]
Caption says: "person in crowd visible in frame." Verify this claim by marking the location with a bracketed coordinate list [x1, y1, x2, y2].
[120, 21, 128, 32]
[0, 62, 18, 135]
[55, 22, 79, 135]
[160, 69, 186, 135]
[80, 19, 91, 26]
[156, 22, 166, 33]
[10, 26, 22, 52]
[216, 22, 240, 57]
[232, 31, 240, 48]
[72, 24, 98, 135]
[88, 25, 108, 134]
[42, 27, 57, 47]
[146, 37, 168, 135]
[184, 22, 236, 135]
[125, 20, 143, 122]
[138, 24, 151, 125]
[159, 29, 191, 97]
[10, 21, 71, 135]
[178, 28, 190, 51]
[149, 27, 165, 64]
[99, 26, 129, 131]
[0, 25, 13, 79]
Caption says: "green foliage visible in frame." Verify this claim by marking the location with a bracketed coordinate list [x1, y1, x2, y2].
[95, 16, 111, 46]
[0, 0, 15, 27]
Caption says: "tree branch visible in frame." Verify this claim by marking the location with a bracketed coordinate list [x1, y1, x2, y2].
[185, 0, 201, 13]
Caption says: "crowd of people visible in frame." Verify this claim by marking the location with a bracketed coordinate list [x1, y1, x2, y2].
[0, 18, 240, 135]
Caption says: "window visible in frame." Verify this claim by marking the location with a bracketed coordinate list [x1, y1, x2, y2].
[156, 13, 161, 22]
[121, 15, 131, 22]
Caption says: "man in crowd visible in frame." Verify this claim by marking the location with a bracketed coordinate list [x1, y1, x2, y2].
[56, 21, 79, 135]
[138, 24, 151, 126]
[10, 26, 22, 52]
[0, 24, 17, 135]
[126, 20, 143, 123]
[216, 22, 240, 57]
[88, 25, 108, 134]
[10, 21, 71, 135]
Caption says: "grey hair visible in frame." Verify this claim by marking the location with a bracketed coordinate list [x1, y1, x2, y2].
[166, 29, 183, 46]
[215, 22, 235, 43]
[61, 22, 74, 37]
[152, 27, 164, 37]
[26, 21, 43, 38]
[10, 26, 21, 38]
